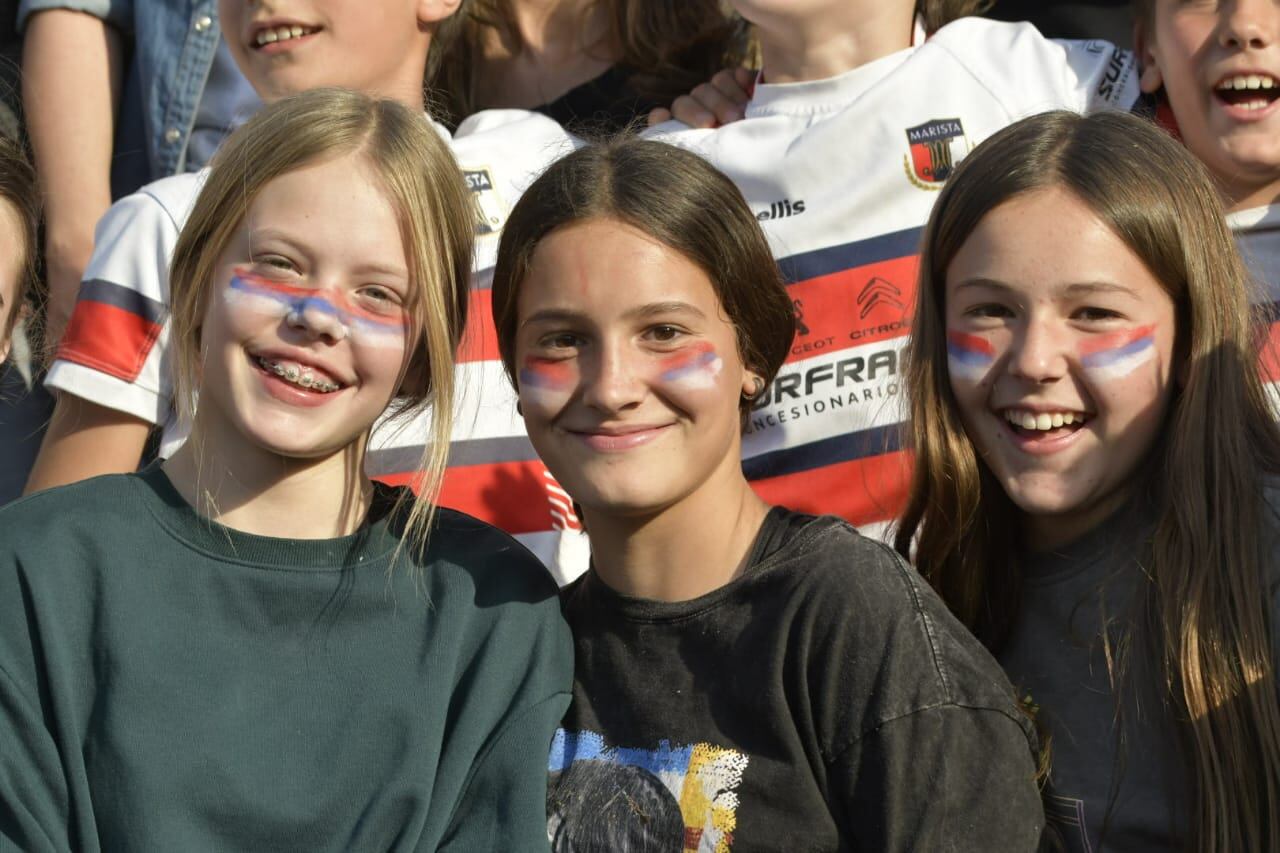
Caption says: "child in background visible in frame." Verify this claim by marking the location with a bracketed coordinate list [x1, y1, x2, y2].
[644, 0, 1140, 541]
[24, 0, 592, 577]
[898, 109, 1280, 852]
[0, 132, 45, 503]
[0, 89, 571, 851]
[1134, 0, 1280, 402]
[492, 137, 1044, 851]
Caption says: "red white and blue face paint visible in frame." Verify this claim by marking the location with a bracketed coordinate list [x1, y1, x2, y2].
[519, 355, 577, 411]
[656, 342, 723, 390]
[224, 268, 407, 349]
[946, 330, 996, 383]
[1078, 324, 1158, 381]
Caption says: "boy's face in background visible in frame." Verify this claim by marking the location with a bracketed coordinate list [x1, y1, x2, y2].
[218, 0, 459, 107]
[1138, 0, 1280, 211]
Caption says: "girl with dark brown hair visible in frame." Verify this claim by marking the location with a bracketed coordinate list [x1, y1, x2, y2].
[898, 109, 1280, 852]
[491, 136, 1046, 850]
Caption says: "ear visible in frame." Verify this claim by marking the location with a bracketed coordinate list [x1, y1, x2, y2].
[418, 0, 462, 26]
[1134, 18, 1165, 95]
[741, 372, 765, 401]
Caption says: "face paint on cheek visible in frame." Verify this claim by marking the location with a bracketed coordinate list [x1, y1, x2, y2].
[655, 342, 723, 391]
[946, 330, 996, 382]
[519, 356, 577, 410]
[225, 269, 302, 319]
[1078, 324, 1158, 381]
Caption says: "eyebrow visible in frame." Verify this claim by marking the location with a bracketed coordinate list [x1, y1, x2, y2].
[952, 277, 1141, 299]
[520, 300, 707, 328]
[246, 228, 408, 280]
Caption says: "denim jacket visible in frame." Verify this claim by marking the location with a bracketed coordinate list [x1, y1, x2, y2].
[19, 0, 223, 197]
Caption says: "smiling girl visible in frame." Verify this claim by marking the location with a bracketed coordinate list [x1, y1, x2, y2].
[897, 109, 1280, 852]
[491, 138, 1045, 850]
[0, 89, 572, 851]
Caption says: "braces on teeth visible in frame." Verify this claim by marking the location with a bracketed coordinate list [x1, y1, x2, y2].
[260, 357, 340, 393]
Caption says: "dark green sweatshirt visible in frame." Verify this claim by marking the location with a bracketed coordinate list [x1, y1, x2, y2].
[0, 466, 572, 852]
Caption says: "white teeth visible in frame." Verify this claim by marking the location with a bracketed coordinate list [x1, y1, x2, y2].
[1218, 74, 1278, 91]
[257, 357, 339, 393]
[254, 25, 315, 47]
[1004, 409, 1085, 430]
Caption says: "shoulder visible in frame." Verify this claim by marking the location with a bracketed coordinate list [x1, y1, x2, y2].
[134, 169, 207, 225]
[426, 507, 562, 603]
[766, 511, 1027, 719]
[89, 169, 206, 275]
[0, 473, 144, 538]
[925, 18, 1137, 112]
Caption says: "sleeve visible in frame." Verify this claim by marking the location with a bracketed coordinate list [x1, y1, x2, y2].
[0, 664, 71, 853]
[436, 692, 571, 853]
[17, 0, 134, 33]
[830, 705, 1044, 852]
[44, 184, 183, 425]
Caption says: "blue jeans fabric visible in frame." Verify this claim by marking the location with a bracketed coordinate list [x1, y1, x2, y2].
[18, 0, 221, 197]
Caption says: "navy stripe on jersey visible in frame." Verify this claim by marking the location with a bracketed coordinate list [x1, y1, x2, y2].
[777, 226, 923, 284]
[79, 279, 168, 323]
[368, 434, 539, 475]
[742, 423, 902, 480]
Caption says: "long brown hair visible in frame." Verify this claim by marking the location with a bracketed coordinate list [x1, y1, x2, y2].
[427, 1, 752, 127]
[0, 132, 39, 355]
[896, 109, 1280, 852]
[169, 89, 473, 553]
[916, 0, 993, 33]
[489, 136, 795, 418]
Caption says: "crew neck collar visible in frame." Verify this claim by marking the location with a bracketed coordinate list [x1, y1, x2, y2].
[134, 464, 404, 571]
[747, 45, 914, 118]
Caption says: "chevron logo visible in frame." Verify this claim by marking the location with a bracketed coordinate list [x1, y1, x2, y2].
[856, 277, 905, 319]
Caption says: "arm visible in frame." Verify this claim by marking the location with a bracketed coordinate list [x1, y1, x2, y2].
[0, 663, 72, 853]
[437, 692, 571, 852]
[21, 8, 125, 351]
[833, 706, 1045, 852]
[24, 394, 149, 493]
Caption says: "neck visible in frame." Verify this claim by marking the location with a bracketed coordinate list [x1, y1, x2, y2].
[1221, 176, 1280, 214]
[584, 460, 771, 602]
[163, 421, 372, 540]
[505, 0, 605, 58]
[753, 6, 914, 84]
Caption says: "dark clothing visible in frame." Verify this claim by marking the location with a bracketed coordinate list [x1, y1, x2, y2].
[0, 363, 55, 505]
[536, 65, 654, 136]
[985, 1, 1134, 46]
[549, 508, 1044, 852]
[0, 465, 573, 852]
[999, 490, 1280, 852]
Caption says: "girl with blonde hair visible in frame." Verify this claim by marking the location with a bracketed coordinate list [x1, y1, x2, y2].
[0, 88, 571, 851]
[897, 109, 1280, 852]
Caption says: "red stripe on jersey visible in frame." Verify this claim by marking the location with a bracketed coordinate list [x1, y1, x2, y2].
[749, 449, 913, 529]
[57, 299, 164, 382]
[457, 289, 502, 365]
[374, 459, 555, 535]
[786, 256, 919, 362]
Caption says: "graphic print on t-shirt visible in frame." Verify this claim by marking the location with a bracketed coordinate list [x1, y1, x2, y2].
[547, 729, 749, 852]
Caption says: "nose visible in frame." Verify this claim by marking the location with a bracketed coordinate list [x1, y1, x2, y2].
[580, 343, 646, 414]
[1221, 0, 1278, 49]
[1007, 316, 1069, 383]
[286, 295, 348, 343]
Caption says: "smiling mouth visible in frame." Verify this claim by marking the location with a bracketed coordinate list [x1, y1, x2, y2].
[1002, 408, 1090, 439]
[253, 24, 321, 49]
[253, 355, 343, 394]
[1214, 74, 1279, 111]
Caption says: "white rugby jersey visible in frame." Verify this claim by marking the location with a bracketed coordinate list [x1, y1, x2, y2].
[645, 17, 1139, 539]
[47, 110, 586, 579]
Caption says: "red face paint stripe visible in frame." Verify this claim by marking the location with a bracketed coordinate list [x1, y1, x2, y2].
[946, 330, 996, 356]
[1077, 323, 1157, 358]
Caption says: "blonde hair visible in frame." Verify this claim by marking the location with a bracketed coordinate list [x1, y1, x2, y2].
[169, 88, 474, 551]
[896, 110, 1280, 852]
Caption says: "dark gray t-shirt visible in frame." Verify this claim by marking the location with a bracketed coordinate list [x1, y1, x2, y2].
[550, 508, 1045, 852]
[999, 490, 1280, 852]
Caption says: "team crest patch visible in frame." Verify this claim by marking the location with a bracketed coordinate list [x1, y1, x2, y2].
[903, 118, 970, 190]
[463, 167, 507, 235]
